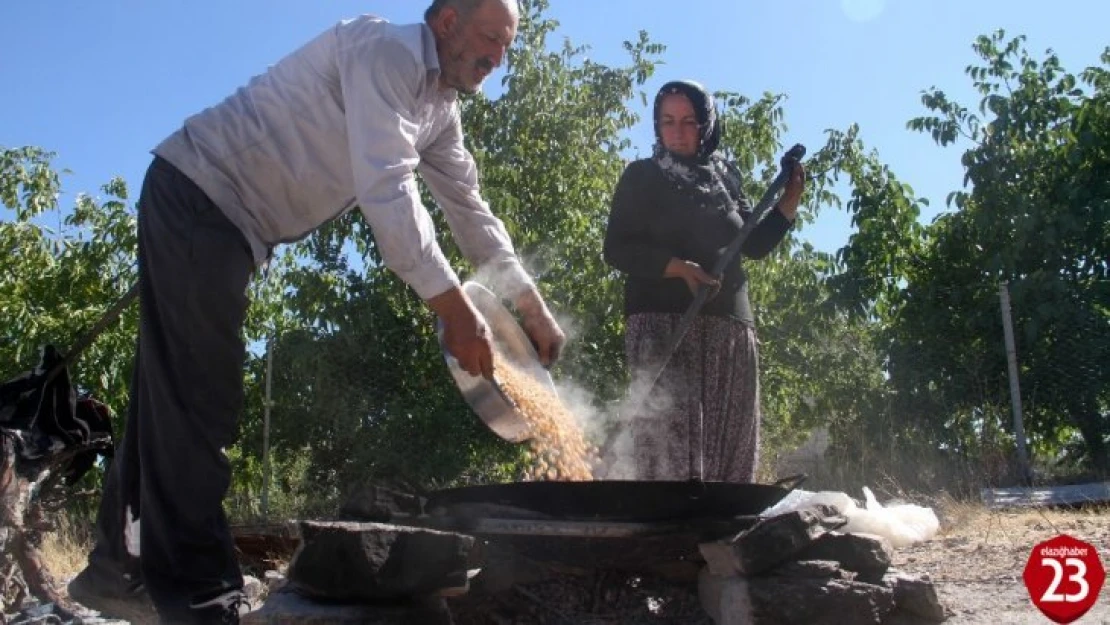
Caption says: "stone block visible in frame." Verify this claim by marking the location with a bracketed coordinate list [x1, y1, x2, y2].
[797, 531, 893, 583]
[287, 521, 474, 602]
[700, 505, 848, 576]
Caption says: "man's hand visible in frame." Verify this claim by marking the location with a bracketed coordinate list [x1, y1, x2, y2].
[515, 288, 566, 367]
[664, 258, 720, 297]
[428, 286, 494, 379]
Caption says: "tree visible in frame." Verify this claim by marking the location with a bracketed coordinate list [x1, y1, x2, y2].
[903, 31, 1110, 475]
[711, 99, 898, 469]
[0, 146, 138, 418]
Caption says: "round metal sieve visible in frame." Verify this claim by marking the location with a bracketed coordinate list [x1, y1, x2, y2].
[438, 281, 558, 442]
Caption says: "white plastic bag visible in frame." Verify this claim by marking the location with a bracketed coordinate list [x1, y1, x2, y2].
[762, 486, 939, 548]
[843, 487, 940, 548]
[762, 488, 857, 518]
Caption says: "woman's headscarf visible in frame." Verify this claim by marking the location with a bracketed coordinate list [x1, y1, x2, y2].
[652, 80, 721, 160]
[651, 80, 738, 211]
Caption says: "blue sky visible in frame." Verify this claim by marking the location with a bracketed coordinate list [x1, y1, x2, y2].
[1, 1, 1108, 254]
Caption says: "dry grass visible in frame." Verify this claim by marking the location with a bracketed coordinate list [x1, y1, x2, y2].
[40, 514, 94, 582]
[932, 497, 1110, 541]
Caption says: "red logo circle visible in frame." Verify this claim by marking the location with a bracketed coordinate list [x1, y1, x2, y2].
[1023, 534, 1105, 623]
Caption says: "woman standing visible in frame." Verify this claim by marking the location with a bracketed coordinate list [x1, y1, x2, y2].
[603, 80, 804, 482]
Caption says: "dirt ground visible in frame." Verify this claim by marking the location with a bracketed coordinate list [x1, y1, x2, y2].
[894, 503, 1110, 624]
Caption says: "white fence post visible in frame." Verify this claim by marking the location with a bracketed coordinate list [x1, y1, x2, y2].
[999, 282, 1032, 485]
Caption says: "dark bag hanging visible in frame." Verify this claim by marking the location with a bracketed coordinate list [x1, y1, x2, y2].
[0, 283, 137, 481]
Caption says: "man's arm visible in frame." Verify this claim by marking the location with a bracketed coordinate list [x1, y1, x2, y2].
[419, 114, 566, 366]
[338, 36, 493, 377]
[340, 38, 458, 299]
[417, 112, 533, 299]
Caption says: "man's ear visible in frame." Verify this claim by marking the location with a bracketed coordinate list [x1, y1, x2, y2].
[433, 6, 460, 39]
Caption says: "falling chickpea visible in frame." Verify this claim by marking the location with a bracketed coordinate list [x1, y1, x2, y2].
[492, 352, 599, 481]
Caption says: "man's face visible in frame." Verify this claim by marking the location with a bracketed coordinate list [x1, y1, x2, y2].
[433, 0, 517, 94]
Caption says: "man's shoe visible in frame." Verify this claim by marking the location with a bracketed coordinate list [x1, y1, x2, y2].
[186, 589, 252, 624]
[67, 564, 159, 624]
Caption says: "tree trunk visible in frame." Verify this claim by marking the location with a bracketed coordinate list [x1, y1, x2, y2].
[1, 434, 108, 615]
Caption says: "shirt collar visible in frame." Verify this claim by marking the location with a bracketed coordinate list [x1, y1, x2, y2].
[419, 22, 458, 101]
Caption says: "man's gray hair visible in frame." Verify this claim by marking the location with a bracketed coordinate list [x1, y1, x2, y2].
[424, 0, 487, 23]
[424, 0, 517, 23]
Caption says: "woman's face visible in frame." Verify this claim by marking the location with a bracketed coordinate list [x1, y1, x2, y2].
[658, 93, 699, 158]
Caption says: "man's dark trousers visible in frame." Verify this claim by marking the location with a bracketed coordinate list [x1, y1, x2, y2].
[87, 156, 255, 619]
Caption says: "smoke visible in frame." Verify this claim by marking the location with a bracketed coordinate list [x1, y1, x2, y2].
[548, 374, 629, 480]
[465, 254, 680, 480]
[606, 368, 678, 479]
[546, 356, 676, 481]
[467, 244, 556, 304]
[469, 262, 524, 303]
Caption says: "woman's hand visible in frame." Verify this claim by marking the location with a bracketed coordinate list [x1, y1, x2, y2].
[776, 160, 806, 221]
[664, 258, 719, 296]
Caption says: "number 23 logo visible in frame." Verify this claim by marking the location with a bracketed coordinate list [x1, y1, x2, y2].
[1040, 558, 1089, 603]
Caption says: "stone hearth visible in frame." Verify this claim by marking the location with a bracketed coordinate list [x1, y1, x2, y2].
[244, 487, 948, 625]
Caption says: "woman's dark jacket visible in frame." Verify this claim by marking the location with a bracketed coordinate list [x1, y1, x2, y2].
[603, 158, 792, 325]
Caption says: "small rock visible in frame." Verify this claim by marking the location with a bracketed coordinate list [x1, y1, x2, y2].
[699, 566, 896, 625]
[339, 485, 425, 522]
[748, 576, 895, 625]
[883, 570, 948, 623]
